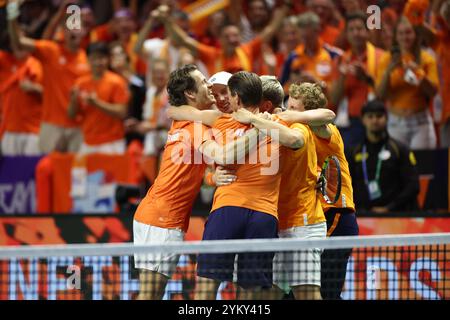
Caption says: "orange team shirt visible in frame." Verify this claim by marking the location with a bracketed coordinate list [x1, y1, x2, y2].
[196, 36, 263, 75]
[134, 121, 211, 232]
[278, 123, 325, 230]
[210, 114, 282, 219]
[90, 24, 115, 43]
[320, 24, 342, 47]
[337, 43, 385, 117]
[33, 40, 90, 128]
[75, 71, 130, 145]
[0, 52, 42, 135]
[313, 124, 355, 213]
[434, 28, 450, 123]
[376, 50, 439, 113]
[290, 43, 334, 85]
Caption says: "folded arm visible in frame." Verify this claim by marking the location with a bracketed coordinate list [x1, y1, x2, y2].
[199, 128, 259, 166]
[167, 105, 222, 127]
[276, 109, 336, 127]
[250, 116, 304, 149]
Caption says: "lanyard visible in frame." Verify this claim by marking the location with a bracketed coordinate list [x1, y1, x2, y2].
[362, 144, 384, 185]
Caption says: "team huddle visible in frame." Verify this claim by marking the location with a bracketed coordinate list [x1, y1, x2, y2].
[133, 64, 358, 300]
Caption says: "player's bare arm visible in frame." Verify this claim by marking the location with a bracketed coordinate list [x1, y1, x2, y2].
[310, 124, 332, 140]
[276, 109, 336, 127]
[233, 108, 304, 150]
[199, 128, 259, 166]
[167, 105, 223, 127]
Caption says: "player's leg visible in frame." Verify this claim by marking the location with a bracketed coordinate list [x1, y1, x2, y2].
[271, 250, 293, 300]
[237, 210, 278, 300]
[288, 222, 327, 300]
[137, 270, 169, 300]
[194, 277, 221, 300]
[196, 207, 243, 300]
[292, 285, 322, 300]
[133, 220, 184, 300]
[321, 211, 358, 299]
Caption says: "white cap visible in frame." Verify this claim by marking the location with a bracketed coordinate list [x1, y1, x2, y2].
[208, 71, 232, 86]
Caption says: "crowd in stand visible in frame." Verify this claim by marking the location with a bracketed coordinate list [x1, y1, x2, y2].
[0, 0, 449, 186]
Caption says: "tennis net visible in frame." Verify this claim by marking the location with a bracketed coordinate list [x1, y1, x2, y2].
[0, 233, 449, 300]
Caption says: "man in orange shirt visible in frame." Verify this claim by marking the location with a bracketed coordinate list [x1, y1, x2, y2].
[280, 12, 339, 95]
[233, 84, 335, 300]
[330, 12, 385, 149]
[68, 42, 130, 155]
[306, 0, 343, 46]
[157, 3, 289, 75]
[0, 41, 43, 156]
[133, 65, 260, 300]
[7, 0, 90, 153]
[281, 83, 358, 299]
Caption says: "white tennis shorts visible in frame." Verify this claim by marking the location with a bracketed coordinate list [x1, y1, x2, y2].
[133, 220, 184, 277]
[273, 222, 327, 290]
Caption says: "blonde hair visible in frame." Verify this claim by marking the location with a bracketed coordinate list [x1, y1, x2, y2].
[289, 82, 327, 110]
[260, 75, 284, 108]
[297, 11, 321, 29]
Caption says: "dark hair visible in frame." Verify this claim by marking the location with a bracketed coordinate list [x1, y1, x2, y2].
[228, 71, 263, 107]
[248, 0, 270, 11]
[87, 42, 109, 56]
[345, 11, 368, 29]
[167, 64, 199, 106]
[361, 99, 387, 116]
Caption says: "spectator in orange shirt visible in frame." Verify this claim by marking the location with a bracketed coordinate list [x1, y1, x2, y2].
[306, 0, 344, 46]
[274, 16, 301, 79]
[280, 12, 337, 93]
[158, 3, 290, 75]
[42, 1, 95, 50]
[109, 41, 146, 130]
[376, 16, 439, 150]
[330, 12, 385, 149]
[0, 41, 43, 156]
[68, 42, 130, 155]
[134, 8, 210, 84]
[198, 10, 228, 49]
[7, 0, 90, 153]
[126, 58, 171, 183]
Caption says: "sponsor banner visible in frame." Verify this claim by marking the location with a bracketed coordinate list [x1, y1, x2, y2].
[0, 215, 449, 300]
[0, 156, 42, 214]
